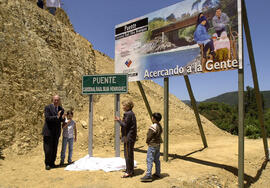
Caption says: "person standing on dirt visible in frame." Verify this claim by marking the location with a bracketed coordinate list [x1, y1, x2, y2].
[42, 95, 65, 170]
[60, 110, 77, 166]
[115, 100, 137, 178]
[212, 7, 230, 37]
[141, 112, 163, 182]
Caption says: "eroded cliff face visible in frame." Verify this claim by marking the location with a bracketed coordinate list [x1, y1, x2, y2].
[0, 0, 225, 154]
[0, 0, 97, 153]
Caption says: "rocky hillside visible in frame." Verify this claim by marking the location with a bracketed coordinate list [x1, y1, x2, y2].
[0, 0, 226, 155]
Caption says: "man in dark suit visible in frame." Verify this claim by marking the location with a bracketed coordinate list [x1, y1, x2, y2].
[42, 95, 65, 170]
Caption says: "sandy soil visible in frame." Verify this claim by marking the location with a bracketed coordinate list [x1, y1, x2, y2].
[1, 135, 269, 188]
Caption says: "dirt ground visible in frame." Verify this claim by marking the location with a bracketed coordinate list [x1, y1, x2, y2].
[1, 135, 269, 188]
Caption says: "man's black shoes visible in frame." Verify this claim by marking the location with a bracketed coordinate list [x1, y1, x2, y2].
[45, 165, 51, 170]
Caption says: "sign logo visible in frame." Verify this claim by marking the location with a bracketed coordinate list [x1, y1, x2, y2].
[125, 59, 132, 67]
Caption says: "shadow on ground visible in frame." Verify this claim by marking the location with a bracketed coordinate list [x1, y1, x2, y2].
[134, 147, 268, 187]
[0, 148, 5, 160]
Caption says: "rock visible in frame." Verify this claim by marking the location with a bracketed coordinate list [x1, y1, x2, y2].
[99, 116, 105, 121]
[80, 121, 87, 129]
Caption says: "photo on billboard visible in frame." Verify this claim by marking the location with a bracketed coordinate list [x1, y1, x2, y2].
[115, 0, 242, 81]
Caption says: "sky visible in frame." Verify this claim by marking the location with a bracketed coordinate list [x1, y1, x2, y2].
[61, 0, 270, 101]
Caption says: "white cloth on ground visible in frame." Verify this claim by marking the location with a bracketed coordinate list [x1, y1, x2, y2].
[65, 155, 137, 172]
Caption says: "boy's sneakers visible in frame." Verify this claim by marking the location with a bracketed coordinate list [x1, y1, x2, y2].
[140, 175, 152, 182]
[153, 173, 162, 179]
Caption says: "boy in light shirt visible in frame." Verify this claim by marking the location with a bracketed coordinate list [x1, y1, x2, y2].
[60, 110, 77, 165]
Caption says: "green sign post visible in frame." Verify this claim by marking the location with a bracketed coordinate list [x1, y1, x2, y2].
[82, 74, 128, 157]
[82, 74, 128, 95]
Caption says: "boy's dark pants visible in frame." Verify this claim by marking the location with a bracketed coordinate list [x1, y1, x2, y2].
[43, 136, 59, 167]
[124, 141, 135, 174]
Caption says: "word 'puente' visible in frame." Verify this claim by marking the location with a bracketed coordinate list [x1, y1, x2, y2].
[92, 76, 117, 84]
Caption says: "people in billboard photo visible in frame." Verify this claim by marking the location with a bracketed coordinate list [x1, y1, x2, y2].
[115, 0, 240, 81]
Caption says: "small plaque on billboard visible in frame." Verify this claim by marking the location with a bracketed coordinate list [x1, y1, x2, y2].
[82, 74, 128, 95]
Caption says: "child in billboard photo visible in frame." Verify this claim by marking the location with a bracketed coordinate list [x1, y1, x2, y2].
[212, 31, 230, 62]
[141, 113, 163, 182]
[60, 110, 77, 166]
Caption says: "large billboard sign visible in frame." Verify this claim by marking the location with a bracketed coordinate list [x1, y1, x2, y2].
[115, 0, 242, 81]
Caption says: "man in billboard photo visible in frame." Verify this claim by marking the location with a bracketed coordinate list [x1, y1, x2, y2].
[212, 7, 230, 37]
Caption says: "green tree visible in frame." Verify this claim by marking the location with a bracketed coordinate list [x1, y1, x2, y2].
[198, 86, 268, 139]
[198, 102, 238, 134]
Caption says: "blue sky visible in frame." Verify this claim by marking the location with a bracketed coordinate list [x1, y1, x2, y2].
[61, 0, 270, 101]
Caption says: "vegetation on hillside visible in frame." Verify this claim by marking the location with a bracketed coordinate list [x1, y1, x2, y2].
[202, 90, 270, 109]
[198, 86, 270, 139]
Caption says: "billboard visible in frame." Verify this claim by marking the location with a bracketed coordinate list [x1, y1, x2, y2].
[115, 0, 242, 81]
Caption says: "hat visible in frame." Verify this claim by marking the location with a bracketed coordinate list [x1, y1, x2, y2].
[199, 16, 207, 24]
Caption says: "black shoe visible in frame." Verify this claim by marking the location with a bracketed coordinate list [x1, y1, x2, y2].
[68, 161, 73, 165]
[153, 173, 161, 179]
[50, 164, 57, 168]
[59, 162, 64, 166]
[45, 165, 51, 170]
[140, 175, 152, 182]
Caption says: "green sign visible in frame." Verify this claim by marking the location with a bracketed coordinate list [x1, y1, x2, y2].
[82, 74, 128, 94]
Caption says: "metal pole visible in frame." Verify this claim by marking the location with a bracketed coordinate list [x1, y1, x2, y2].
[238, 1, 244, 186]
[238, 68, 244, 188]
[163, 77, 169, 161]
[137, 81, 153, 119]
[242, 0, 269, 159]
[88, 95, 93, 157]
[114, 94, 120, 157]
[184, 75, 208, 148]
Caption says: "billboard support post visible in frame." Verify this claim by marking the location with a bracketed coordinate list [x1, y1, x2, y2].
[164, 77, 169, 161]
[238, 67, 244, 188]
[243, 0, 269, 159]
[137, 81, 153, 120]
[184, 75, 208, 148]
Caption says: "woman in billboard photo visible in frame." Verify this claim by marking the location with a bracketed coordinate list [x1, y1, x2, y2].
[194, 16, 216, 63]
[196, 12, 210, 31]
